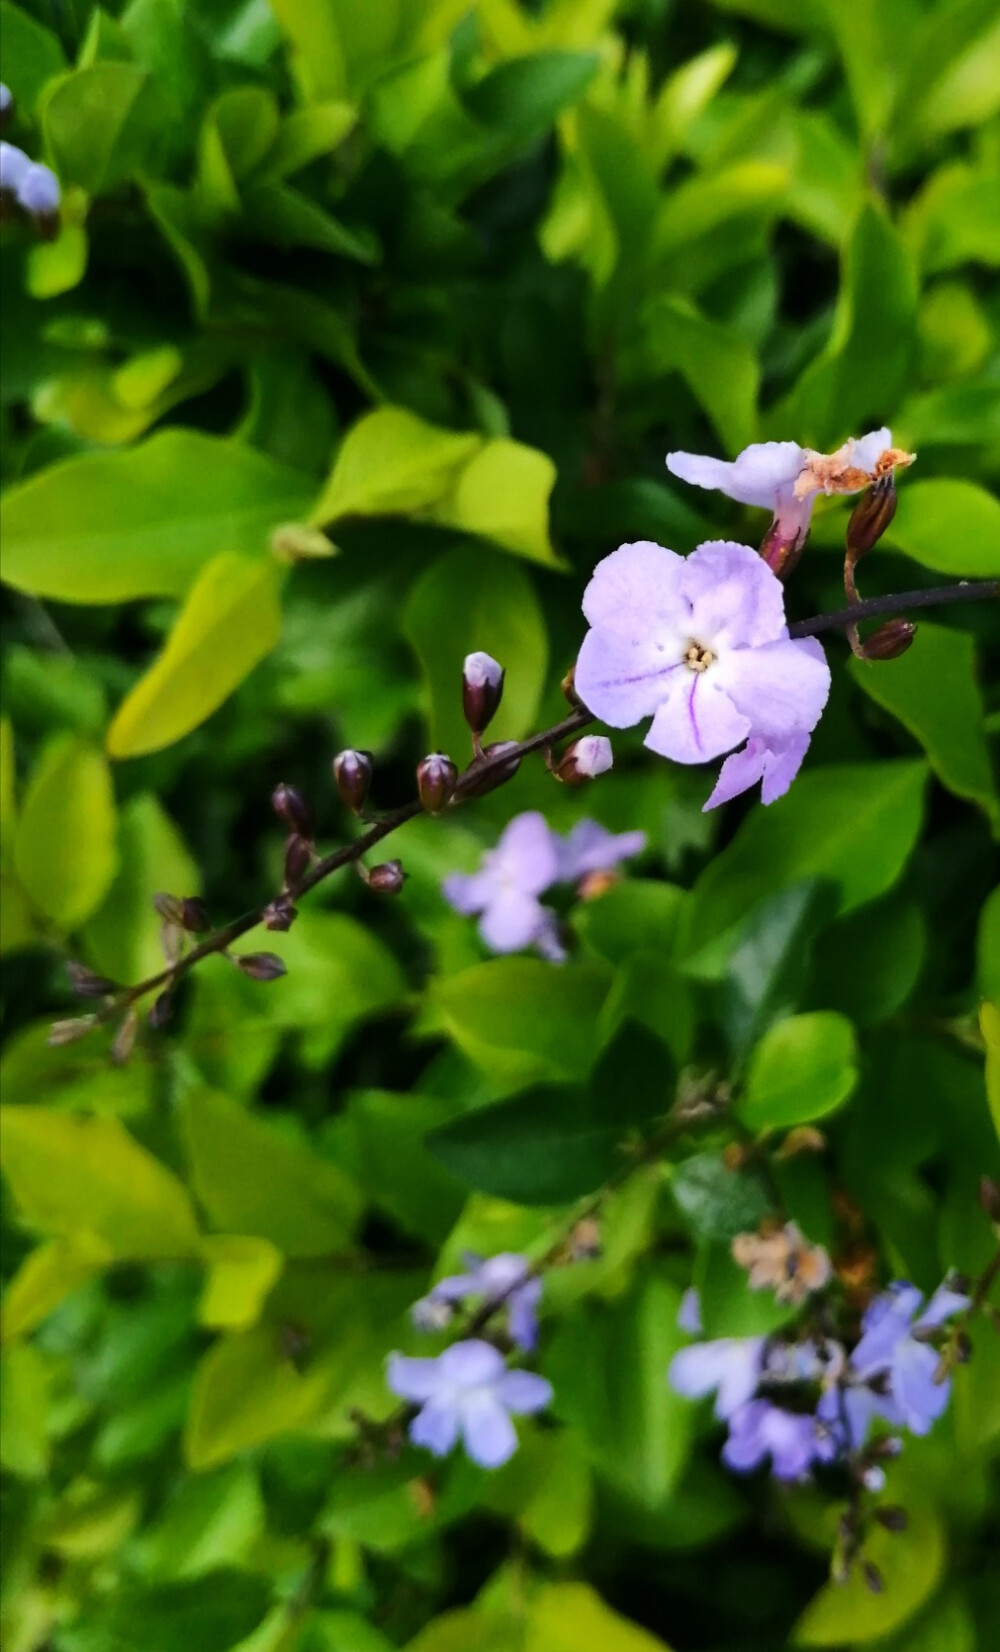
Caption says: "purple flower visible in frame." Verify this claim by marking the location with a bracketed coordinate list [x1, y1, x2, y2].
[556, 819, 647, 883]
[848, 1280, 969, 1437]
[574, 540, 830, 808]
[18, 160, 60, 216]
[669, 1333, 766, 1421]
[387, 1339, 552, 1468]
[412, 1252, 542, 1352]
[723, 1399, 831, 1481]
[666, 431, 908, 549]
[0, 139, 29, 195]
[442, 811, 559, 954]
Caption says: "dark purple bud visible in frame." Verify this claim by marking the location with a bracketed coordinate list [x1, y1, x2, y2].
[234, 952, 287, 981]
[760, 516, 808, 579]
[67, 960, 117, 998]
[179, 897, 211, 933]
[333, 749, 373, 814]
[48, 1015, 97, 1047]
[552, 735, 613, 785]
[875, 1506, 908, 1533]
[264, 895, 298, 932]
[272, 782, 311, 836]
[462, 652, 504, 740]
[979, 1176, 1000, 1223]
[111, 1009, 139, 1066]
[847, 474, 897, 563]
[862, 1561, 884, 1595]
[148, 992, 174, 1029]
[861, 619, 917, 661]
[462, 740, 521, 798]
[283, 833, 312, 891]
[367, 860, 405, 894]
[416, 752, 458, 812]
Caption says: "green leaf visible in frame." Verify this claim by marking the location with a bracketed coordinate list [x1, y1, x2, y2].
[883, 478, 1000, 577]
[55, 1569, 271, 1652]
[526, 1580, 673, 1651]
[670, 1152, 771, 1242]
[178, 1087, 362, 1256]
[311, 406, 480, 525]
[1, 1234, 115, 1343]
[427, 1083, 621, 1205]
[336, 1091, 466, 1244]
[184, 1324, 332, 1471]
[107, 553, 283, 758]
[677, 762, 927, 973]
[0, 2, 66, 113]
[722, 880, 837, 1062]
[85, 795, 200, 982]
[43, 63, 158, 195]
[13, 737, 118, 929]
[0, 1108, 200, 1259]
[433, 959, 611, 1085]
[741, 1012, 858, 1130]
[808, 894, 926, 1027]
[484, 1431, 593, 1559]
[0, 430, 313, 603]
[576, 881, 686, 965]
[794, 1492, 945, 1644]
[0, 1342, 51, 1478]
[129, 1464, 265, 1583]
[696, 1244, 796, 1339]
[433, 438, 560, 566]
[198, 1235, 283, 1331]
[464, 51, 599, 142]
[851, 622, 998, 824]
[620, 295, 759, 454]
[240, 181, 378, 263]
[403, 544, 548, 759]
[259, 100, 358, 178]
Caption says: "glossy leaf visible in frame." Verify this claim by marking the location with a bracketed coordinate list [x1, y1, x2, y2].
[433, 959, 611, 1085]
[883, 478, 1000, 577]
[741, 1011, 858, 1130]
[13, 738, 118, 930]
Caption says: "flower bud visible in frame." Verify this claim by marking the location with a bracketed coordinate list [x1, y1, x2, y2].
[333, 749, 373, 814]
[874, 1506, 908, 1533]
[48, 1015, 97, 1047]
[283, 833, 312, 891]
[111, 1009, 139, 1066]
[759, 516, 808, 579]
[148, 991, 174, 1029]
[461, 739, 521, 797]
[67, 961, 117, 998]
[861, 1465, 886, 1493]
[367, 860, 405, 894]
[179, 897, 211, 934]
[234, 951, 287, 981]
[462, 652, 504, 742]
[862, 1561, 884, 1596]
[552, 734, 613, 785]
[272, 782, 311, 836]
[861, 619, 916, 661]
[264, 895, 298, 931]
[271, 522, 335, 562]
[416, 752, 458, 812]
[847, 475, 897, 562]
[978, 1176, 1000, 1223]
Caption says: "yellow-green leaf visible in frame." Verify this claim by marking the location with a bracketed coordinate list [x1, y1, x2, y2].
[107, 554, 282, 758]
[431, 438, 561, 565]
[526, 1582, 674, 1651]
[311, 406, 480, 525]
[179, 1087, 362, 1256]
[981, 999, 1000, 1144]
[0, 1108, 200, 1259]
[184, 1323, 333, 1471]
[198, 1235, 284, 1331]
[1, 1234, 110, 1344]
[13, 737, 118, 930]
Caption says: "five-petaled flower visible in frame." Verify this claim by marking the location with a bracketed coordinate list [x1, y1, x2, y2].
[412, 1252, 542, 1352]
[387, 1340, 552, 1468]
[442, 811, 559, 955]
[574, 539, 831, 808]
[666, 431, 914, 573]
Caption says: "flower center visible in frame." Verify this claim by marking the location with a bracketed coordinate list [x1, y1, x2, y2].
[684, 641, 715, 673]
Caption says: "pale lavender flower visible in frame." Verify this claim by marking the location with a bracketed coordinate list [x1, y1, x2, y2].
[723, 1398, 831, 1480]
[556, 819, 647, 882]
[574, 539, 830, 807]
[847, 1280, 970, 1437]
[387, 1339, 552, 1468]
[669, 1331, 766, 1421]
[666, 431, 908, 553]
[412, 1252, 542, 1352]
[18, 160, 60, 216]
[442, 811, 559, 953]
[0, 139, 29, 195]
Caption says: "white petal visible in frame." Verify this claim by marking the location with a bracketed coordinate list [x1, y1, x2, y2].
[479, 890, 549, 953]
[850, 427, 891, 472]
[645, 673, 751, 765]
[760, 734, 811, 804]
[703, 738, 769, 811]
[680, 540, 788, 650]
[459, 1391, 519, 1468]
[714, 637, 830, 740]
[581, 540, 687, 642]
[575, 628, 682, 729]
[387, 1352, 445, 1403]
[667, 443, 805, 508]
[494, 811, 560, 896]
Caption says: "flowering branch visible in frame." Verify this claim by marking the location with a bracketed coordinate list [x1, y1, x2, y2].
[53, 574, 998, 1043]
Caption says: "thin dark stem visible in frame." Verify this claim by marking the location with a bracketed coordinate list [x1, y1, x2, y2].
[88, 579, 997, 1023]
[789, 580, 998, 639]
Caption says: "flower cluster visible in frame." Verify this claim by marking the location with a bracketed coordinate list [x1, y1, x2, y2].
[411, 1251, 541, 1351]
[670, 1271, 970, 1484]
[0, 91, 61, 225]
[442, 811, 645, 959]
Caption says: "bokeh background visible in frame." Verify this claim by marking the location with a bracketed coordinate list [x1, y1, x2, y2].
[1, 1, 999, 1648]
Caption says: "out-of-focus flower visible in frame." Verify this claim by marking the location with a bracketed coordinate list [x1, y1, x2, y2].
[0, 139, 29, 195]
[666, 432, 915, 573]
[18, 159, 60, 216]
[442, 811, 559, 954]
[387, 1340, 552, 1468]
[557, 819, 647, 883]
[574, 540, 830, 808]
[723, 1398, 833, 1480]
[848, 1280, 970, 1436]
[412, 1252, 542, 1352]
[669, 1323, 766, 1421]
[732, 1222, 833, 1305]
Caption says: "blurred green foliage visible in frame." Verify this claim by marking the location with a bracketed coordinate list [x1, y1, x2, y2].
[1, 0, 999, 1648]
